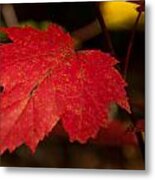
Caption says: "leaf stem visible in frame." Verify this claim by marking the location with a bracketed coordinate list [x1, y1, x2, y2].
[72, 19, 101, 49]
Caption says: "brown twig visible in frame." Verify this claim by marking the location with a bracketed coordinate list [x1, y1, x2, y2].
[95, 2, 116, 57]
[123, 9, 142, 79]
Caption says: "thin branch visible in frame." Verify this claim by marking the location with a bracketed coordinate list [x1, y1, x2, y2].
[95, 3, 116, 57]
[123, 10, 142, 79]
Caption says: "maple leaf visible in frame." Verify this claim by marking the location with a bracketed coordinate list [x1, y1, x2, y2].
[0, 24, 74, 154]
[0, 24, 130, 154]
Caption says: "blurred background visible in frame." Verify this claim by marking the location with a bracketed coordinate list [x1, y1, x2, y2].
[0, 1, 145, 169]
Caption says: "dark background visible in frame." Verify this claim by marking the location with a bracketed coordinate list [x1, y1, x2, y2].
[0, 2, 144, 169]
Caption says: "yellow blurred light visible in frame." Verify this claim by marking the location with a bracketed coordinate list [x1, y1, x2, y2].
[99, 1, 144, 30]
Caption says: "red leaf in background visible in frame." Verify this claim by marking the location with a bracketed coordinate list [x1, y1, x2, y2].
[136, 119, 145, 132]
[0, 24, 130, 154]
[93, 120, 137, 146]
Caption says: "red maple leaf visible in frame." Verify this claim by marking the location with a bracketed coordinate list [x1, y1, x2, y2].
[0, 24, 130, 154]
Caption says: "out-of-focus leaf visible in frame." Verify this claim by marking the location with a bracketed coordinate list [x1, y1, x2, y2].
[99, 1, 144, 30]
